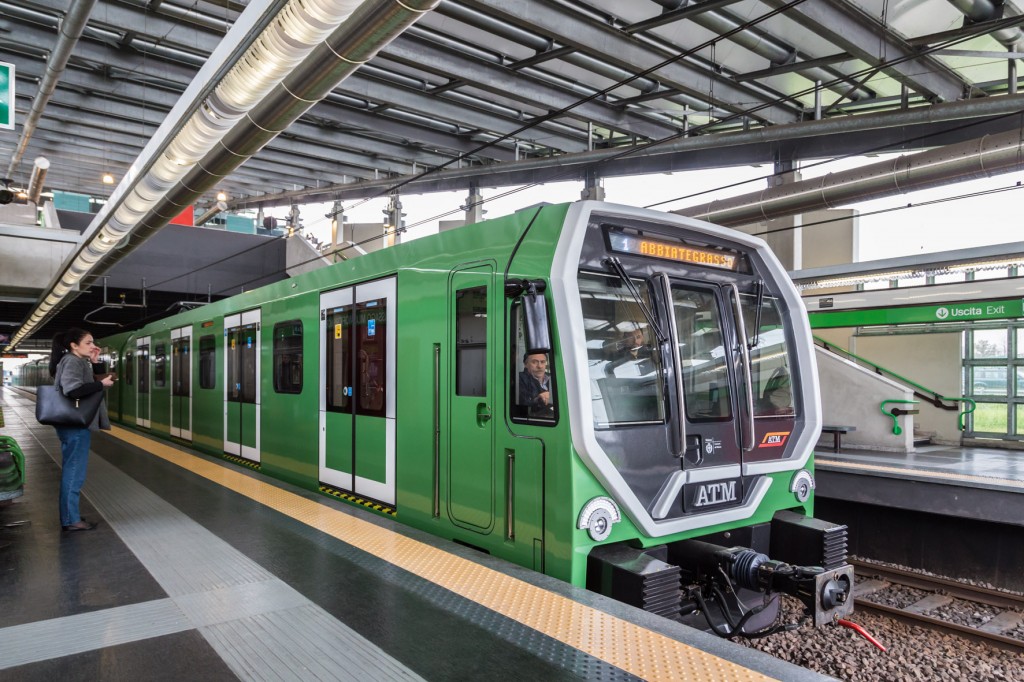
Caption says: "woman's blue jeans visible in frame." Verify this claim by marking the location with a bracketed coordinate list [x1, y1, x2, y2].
[55, 426, 91, 527]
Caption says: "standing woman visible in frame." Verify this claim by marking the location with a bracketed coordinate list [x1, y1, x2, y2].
[48, 328, 115, 531]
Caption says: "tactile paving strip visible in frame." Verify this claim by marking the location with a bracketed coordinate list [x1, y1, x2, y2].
[109, 426, 774, 682]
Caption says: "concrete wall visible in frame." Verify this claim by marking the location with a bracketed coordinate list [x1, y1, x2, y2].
[853, 333, 963, 445]
[815, 346, 915, 452]
[285, 234, 331, 277]
[0, 224, 80, 296]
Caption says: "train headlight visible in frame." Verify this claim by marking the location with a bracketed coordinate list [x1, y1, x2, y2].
[790, 469, 815, 503]
[577, 496, 621, 541]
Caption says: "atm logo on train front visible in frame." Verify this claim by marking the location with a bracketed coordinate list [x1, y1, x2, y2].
[760, 431, 790, 447]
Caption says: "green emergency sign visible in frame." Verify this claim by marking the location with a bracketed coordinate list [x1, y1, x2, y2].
[0, 61, 13, 130]
[810, 298, 1024, 328]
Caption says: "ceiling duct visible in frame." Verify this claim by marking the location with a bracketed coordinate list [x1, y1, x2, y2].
[5, 0, 98, 180]
[27, 156, 49, 205]
[7, 0, 438, 350]
[195, 201, 228, 226]
[673, 128, 1024, 226]
[945, 0, 1024, 48]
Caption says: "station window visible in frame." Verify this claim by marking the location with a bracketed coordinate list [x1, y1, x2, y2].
[199, 335, 216, 389]
[455, 286, 487, 397]
[153, 344, 167, 389]
[510, 300, 557, 424]
[273, 320, 303, 394]
[964, 326, 1024, 439]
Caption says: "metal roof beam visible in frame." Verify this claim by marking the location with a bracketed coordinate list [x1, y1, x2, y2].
[455, 0, 801, 124]
[760, 0, 968, 103]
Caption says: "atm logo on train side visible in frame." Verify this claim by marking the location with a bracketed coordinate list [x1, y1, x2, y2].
[759, 431, 790, 447]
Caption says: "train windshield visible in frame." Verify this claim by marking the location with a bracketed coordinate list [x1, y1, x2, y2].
[579, 273, 666, 426]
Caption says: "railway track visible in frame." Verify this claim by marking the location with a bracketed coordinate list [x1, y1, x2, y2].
[851, 559, 1024, 652]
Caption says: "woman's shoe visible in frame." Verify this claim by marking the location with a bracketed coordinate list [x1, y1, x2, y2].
[62, 521, 98, 531]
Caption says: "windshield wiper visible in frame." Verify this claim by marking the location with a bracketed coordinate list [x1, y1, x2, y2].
[602, 257, 666, 344]
[751, 280, 764, 348]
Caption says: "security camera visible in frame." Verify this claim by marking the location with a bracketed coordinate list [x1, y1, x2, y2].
[0, 179, 13, 205]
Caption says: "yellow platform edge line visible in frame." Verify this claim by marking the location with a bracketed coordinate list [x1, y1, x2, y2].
[108, 426, 775, 682]
[816, 457, 1024, 489]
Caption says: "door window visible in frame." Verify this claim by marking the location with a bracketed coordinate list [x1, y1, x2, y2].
[325, 307, 352, 413]
[356, 301, 387, 416]
[138, 345, 150, 394]
[172, 339, 190, 397]
[455, 286, 487, 397]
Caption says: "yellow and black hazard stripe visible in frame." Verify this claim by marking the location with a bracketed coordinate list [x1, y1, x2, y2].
[319, 485, 396, 516]
[222, 453, 261, 470]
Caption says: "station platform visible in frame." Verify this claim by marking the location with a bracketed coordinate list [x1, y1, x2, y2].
[0, 387, 822, 682]
[813, 444, 1024, 591]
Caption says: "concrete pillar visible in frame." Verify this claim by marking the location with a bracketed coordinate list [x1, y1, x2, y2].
[330, 200, 344, 263]
[383, 193, 404, 246]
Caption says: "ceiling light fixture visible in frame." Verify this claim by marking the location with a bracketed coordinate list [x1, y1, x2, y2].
[102, 173, 114, 184]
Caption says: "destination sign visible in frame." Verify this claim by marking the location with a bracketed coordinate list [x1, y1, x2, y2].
[607, 232, 740, 271]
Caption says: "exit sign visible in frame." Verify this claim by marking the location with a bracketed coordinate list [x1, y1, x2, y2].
[0, 62, 13, 130]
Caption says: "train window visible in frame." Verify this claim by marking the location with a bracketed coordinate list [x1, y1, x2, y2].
[455, 286, 487, 397]
[153, 344, 167, 388]
[125, 351, 133, 386]
[669, 286, 732, 422]
[356, 301, 386, 416]
[172, 338, 190, 397]
[579, 273, 665, 426]
[273, 320, 303, 394]
[199, 335, 216, 389]
[739, 293, 797, 418]
[510, 300, 557, 424]
[138, 345, 150, 394]
[326, 306, 352, 413]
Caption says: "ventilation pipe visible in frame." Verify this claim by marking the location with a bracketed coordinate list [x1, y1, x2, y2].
[945, 0, 1024, 48]
[26, 156, 49, 205]
[673, 128, 1024, 227]
[195, 201, 228, 226]
[7, 0, 438, 351]
[5, 0, 98, 180]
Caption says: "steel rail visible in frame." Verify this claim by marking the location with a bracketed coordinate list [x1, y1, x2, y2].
[851, 559, 1024, 653]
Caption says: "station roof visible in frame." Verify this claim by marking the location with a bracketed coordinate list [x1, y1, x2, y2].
[1, 0, 1023, 349]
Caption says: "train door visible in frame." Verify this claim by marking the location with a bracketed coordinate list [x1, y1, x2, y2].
[666, 280, 745, 480]
[170, 325, 192, 440]
[447, 264, 495, 531]
[224, 310, 261, 462]
[136, 336, 151, 428]
[319, 278, 396, 505]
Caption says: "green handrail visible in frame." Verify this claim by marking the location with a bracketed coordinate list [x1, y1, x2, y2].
[880, 399, 919, 435]
[954, 398, 976, 431]
[816, 337, 973, 412]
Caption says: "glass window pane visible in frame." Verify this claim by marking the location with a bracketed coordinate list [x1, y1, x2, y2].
[356, 301, 386, 415]
[273, 320, 303, 394]
[741, 293, 796, 418]
[239, 324, 257, 404]
[671, 286, 732, 421]
[972, 402, 1008, 434]
[970, 366, 1007, 396]
[972, 329, 1007, 358]
[138, 345, 150, 394]
[199, 335, 215, 390]
[1016, 405, 1024, 435]
[455, 287, 487, 397]
[126, 351, 134, 386]
[578, 273, 665, 426]
[153, 344, 166, 388]
[511, 301, 556, 422]
[326, 307, 351, 412]
[1017, 328, 1024, 358]
[172, 339, 190, 397]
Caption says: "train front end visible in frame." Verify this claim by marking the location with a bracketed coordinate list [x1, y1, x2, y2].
[545, 202, 853, 635]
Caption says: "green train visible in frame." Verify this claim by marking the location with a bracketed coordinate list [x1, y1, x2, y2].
[90, 200, 852, 636]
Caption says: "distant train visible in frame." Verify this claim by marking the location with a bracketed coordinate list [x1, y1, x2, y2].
[29, 201, 854, 635]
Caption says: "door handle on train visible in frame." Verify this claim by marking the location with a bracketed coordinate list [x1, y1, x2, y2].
[476, 403, 492, 425]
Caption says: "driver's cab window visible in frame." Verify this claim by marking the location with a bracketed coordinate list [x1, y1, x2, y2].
[579, 272, 665, 426]
[510, 301, 557, 423]
[740, 293, 797, 418]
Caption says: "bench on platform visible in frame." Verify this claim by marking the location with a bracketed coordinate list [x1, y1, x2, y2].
[820, 425, 856, 453]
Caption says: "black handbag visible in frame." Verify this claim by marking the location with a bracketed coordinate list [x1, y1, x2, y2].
[35, 385, 104, 428]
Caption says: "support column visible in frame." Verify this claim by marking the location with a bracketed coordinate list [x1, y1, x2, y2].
[581, 169, 605, 201]
[463, 182, 485, 225]
[383, 193, 404, 247]
[286, 202, 300, 235]
[330, 200, 344, 263]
